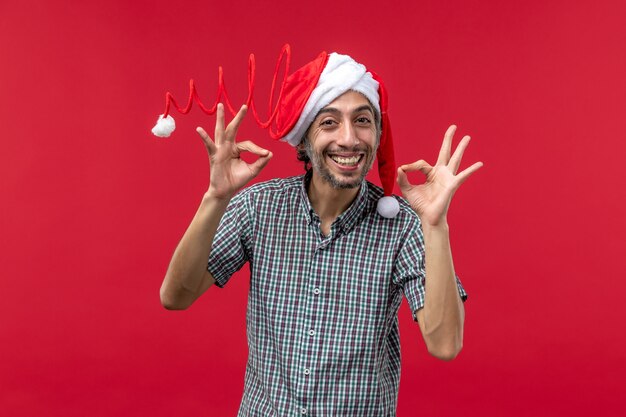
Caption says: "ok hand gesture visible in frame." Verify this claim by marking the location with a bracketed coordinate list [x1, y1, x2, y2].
[397, 125, 483, 227]
[196, 103, 273, 200]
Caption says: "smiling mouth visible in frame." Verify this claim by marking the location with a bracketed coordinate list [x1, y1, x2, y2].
[328, 154, 364, 167]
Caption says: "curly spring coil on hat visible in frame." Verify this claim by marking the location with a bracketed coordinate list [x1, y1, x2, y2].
[151, 44, 329, 140]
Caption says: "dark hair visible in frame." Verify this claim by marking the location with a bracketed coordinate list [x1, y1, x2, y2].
[296, 136, 312, 172]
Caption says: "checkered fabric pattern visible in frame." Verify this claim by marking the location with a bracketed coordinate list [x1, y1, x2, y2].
[207, 174, 467, 416]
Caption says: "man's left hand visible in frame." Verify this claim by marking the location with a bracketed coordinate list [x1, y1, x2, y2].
[397, 125, 483, 227]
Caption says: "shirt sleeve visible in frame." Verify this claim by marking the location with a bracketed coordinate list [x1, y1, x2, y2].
[394, 218, 468, 322]
[207, 191, 253, 288]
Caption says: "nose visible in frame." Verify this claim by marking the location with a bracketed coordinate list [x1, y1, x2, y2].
[336, 121, 359, 147]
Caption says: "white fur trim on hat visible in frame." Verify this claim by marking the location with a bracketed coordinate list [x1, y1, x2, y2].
[282, 53, 380, 146]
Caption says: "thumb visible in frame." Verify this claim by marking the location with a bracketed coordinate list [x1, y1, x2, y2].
[248, 152, 273, 175]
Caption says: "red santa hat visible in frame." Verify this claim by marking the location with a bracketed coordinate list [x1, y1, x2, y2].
[152, 45, 399, 218]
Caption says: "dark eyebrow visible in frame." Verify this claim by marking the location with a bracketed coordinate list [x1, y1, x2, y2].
[316, 107, 341, 117]
[353, 105, 375, 116]
[316, 104, 375, 118]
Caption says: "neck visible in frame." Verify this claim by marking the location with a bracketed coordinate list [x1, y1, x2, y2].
[307, 171, 361, 223]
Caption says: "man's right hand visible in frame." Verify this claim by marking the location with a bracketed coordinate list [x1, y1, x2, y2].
[196, 103, 273, 200]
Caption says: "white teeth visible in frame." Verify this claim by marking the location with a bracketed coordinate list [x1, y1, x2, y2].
[330, 155, 360, 166]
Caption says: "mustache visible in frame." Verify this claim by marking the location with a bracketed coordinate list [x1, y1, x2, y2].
[323, 146, 371, 154]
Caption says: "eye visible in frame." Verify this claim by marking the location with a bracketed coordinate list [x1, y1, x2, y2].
[355, 116, 371, 124]
[320, 119, 336, 127]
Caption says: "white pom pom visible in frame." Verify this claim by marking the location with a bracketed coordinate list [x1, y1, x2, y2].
[377, 196, 400, 218]
[151, 114, 176, 137]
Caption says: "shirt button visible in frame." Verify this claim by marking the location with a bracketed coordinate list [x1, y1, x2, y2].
[313, 288, 321, 295]
[301, 407, 308, 414]
[308, 329, 316, 336]
[304, 368, 310, 375]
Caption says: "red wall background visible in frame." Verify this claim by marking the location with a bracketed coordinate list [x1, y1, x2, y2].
[1, 0, 625, 416]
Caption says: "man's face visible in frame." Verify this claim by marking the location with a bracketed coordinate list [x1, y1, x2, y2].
[303, 91, 379, 189]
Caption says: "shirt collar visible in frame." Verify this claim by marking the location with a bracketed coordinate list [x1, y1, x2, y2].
[298, 171, 369, 234]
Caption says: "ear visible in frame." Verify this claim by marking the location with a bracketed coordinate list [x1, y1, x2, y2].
[296, 135, 309, 152]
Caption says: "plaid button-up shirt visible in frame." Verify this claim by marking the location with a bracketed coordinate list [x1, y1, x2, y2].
[208, 174, 467, 416]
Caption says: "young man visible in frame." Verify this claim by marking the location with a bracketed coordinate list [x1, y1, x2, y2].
[159, 51, 482, 416]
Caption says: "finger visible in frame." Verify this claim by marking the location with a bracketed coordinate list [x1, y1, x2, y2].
[248, 152, 273, 175]
[237, 140, 270, 157]
[436, 125, 457, 166]
[214, 103, 225, 145]
[399, 160, 433, 176]
[455, 161, 483, 187]
[396, 167, 412, 190]
[449, 135, 471, 174]
[196, 127, 217, 155]
[225, 104, 248, 141]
